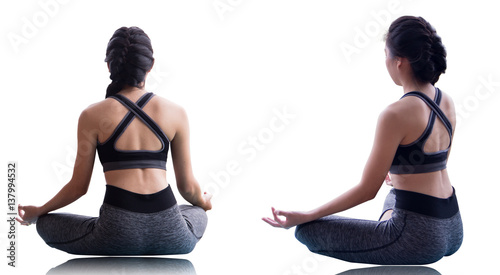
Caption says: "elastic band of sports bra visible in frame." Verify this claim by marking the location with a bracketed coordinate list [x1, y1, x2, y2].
[394, 187, 459, 219]
[390, 160, 447, 175]
[102, 160, 167, 172]
[104, 185, 176, 213]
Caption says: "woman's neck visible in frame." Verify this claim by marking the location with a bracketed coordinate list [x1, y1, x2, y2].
[402, 79, 434, 97]
[117, 85, 146, 96]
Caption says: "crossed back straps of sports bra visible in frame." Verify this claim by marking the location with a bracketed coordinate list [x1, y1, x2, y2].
[96, 92, 170, 172]
[390, 88, 453, 174]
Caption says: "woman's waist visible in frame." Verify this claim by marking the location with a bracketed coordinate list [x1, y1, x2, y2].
[104, 168, 168, 194]
[103, 184, 176, 214]
[391, 170, 452, 198]
[394, 187, 459, 219]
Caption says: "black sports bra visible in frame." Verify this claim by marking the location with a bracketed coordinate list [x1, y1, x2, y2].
[96, 92, 170, 172]
[390, 88, 453, 174]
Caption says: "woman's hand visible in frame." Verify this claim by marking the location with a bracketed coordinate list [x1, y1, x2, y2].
[200, 192, 213, 211]
[16, 204, 41, 226]
[385, 172, 393, 186]
[262, 207, 311, 229]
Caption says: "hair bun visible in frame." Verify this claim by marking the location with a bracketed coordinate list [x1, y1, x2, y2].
[385, 16, 447, 85]
[429, 31, 447, 84]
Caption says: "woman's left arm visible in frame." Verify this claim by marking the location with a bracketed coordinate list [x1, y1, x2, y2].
[263, 106, 404, 229]
[17, 109, 97, 225]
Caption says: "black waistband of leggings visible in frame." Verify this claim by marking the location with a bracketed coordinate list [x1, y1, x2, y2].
[104, 185, 177, 213]
[395, 187, 459, 219]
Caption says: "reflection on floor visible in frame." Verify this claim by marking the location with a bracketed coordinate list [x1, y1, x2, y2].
[46, 257, 197, 275]
[337, 265, 441, 275]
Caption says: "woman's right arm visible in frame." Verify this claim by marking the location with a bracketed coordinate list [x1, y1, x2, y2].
[17, 109, 97, 225]
[263, 105, 404, 228]
[170, 106, 212, 211]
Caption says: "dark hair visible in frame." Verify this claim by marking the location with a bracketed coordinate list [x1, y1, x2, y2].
[385, 16, 446, 85]
[105, 27, 154, 98]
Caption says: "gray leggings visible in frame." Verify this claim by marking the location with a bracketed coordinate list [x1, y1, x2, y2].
[295, 188, 463, 265]
[36, 185, 207, 255]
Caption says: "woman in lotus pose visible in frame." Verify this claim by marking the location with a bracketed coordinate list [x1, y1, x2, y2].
[263, 16, 463, 265]
[17, 26, 211, 255]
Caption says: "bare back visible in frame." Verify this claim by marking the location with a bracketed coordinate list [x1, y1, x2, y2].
[391, 89, 456, 198]
[87, 90, 181, 194]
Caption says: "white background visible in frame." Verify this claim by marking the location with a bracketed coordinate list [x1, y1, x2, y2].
[1, 0, 499, 274]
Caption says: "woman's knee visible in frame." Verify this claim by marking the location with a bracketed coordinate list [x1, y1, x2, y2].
[35, 214, 51, 242]
[180, 205, 208, 239]
[294, 222, 311, 244]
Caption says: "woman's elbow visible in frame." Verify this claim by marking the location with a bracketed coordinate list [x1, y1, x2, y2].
[79, 186, 89, 196]
[177, 181, 195, 197]
[358, 183, 379, 202]
[366, 191, 377, 202]
[68, 179, 89, 198]
[72, 185, 88, 199]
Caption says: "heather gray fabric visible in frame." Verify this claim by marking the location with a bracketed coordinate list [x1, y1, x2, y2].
[380, 188, 397, 221]
[36, 203, 207, 255]
[295, 189, 463, 265]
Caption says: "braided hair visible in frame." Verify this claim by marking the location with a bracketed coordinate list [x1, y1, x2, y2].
[105, 27, 154, 98]
[385, 16, 447, 85]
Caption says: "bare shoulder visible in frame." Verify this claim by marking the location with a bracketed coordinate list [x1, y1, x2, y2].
[80, 98, 117, 121]
[439, 90, 455, 114]
[151, 96, 189, 139]
[379, 100, 408, 125]
[154, 95, 185, 112]
[377, 98, 423, 141]
[394, 93, 433, 120]
[153, 95, 188, 121]
[438, 90, 456, 129]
